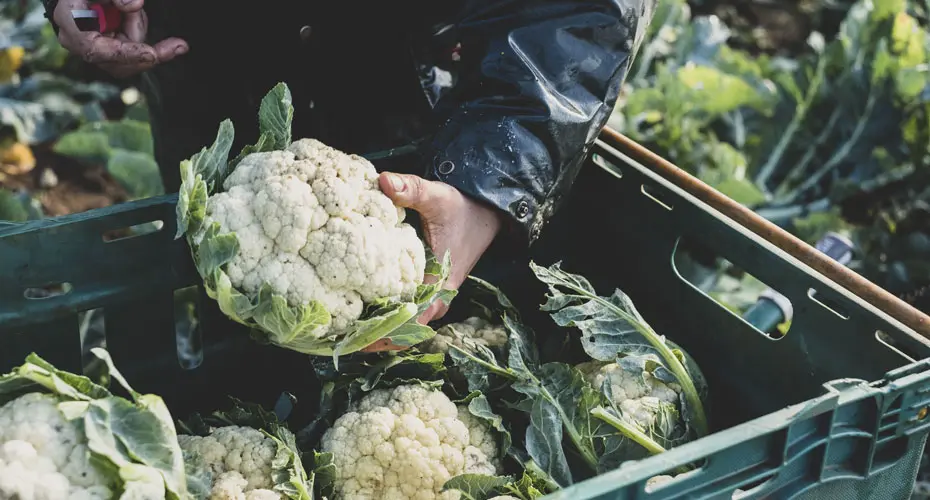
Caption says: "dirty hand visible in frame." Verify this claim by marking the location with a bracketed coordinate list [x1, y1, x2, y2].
[361, 172, 503, 353]
[53, 0, 188, 78]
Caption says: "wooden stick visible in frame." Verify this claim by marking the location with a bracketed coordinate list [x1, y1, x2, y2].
[599, 127, 930, 340]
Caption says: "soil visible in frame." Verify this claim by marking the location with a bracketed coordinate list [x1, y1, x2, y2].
[0, 61, 132, 219]
[1, 142, 129, 217]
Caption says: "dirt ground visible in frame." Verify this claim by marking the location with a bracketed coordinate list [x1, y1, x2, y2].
[2, 142, 129, 216]
[689, 0, 849, 56]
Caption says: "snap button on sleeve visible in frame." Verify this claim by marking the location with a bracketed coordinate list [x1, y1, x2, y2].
[516, 200, 530, 218]
[438, 160, 455, 175]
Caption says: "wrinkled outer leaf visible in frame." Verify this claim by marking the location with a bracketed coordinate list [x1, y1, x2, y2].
[529, 261, 708, 438]
[82, 396, 187, 499]
[308, 450, 336, 499]
[517, 363, 635, 479]
[442, 474, 513, 499]
[175, 160, 207, 239]
[229, 82, 294, 168]
[533, 265, 645, 362]
[524, 395, 573, 487]
[448, 310, 659, 486]
[259, 82, 294, 149]
[360, 351, 446, 391]
[176, 82, 455, 363]
[443, 468, 552, 500]
[458, 392, 513, 456]
[182, 448, 214, 499]
[190, 119, 235, 190]
[0, 349, 190, 500]
[0, 352, 111, 405]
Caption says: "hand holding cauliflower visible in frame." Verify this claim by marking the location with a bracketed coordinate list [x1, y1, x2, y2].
[204, 139, 426, 336]
[177, 83, 454, 360]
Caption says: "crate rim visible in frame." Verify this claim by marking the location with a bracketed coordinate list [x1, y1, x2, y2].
[542, 362, 930, 499]
[600, 127, 930, 344]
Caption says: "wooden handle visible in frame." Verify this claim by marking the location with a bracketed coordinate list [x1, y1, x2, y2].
[599, 126, 930, 340]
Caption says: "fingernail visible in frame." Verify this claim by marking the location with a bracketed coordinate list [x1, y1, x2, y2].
[388, 173, 405, 192]
[141, 52, 156, 63]
[175, 45, 188, 55]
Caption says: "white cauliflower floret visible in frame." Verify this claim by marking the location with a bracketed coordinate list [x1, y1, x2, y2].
[202, 138, 427, 339]
[178, 426, 282, 500]
[576, 360, 681, 433]
[0, 393, 114, 500]
[419, 316, 508, 355]
[208, 471, 280, 500]
[320, 384, 501, 500]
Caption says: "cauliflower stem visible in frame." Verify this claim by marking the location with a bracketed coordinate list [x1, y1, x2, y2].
[588, 407, 665, 455]
[447, 347, 602, 475]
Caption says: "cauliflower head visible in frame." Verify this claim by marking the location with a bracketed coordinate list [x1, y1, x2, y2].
[320, 384, 501, 500]
[205, 139, 425, 337]
[419, 316, 508, 355]
[0, 350, 194, 500]
[0, 393, 113, 500]
[178, 425, 283, 500]
[576, 360, 681, 434]
[178, 84, 454, 358]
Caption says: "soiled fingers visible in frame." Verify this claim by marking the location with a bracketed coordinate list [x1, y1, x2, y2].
[95, 36, 188, 77]
[53, 0, 187, 78]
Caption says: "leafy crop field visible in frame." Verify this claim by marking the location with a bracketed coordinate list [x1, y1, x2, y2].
[1, 0, 929, 495]
[0, 0, 162, 220]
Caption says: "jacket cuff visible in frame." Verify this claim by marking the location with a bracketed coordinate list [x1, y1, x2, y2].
[424, 115, 552, 249]
[42, 0, 61, 35]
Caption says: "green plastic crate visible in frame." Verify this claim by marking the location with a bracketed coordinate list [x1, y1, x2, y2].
[2, 137, 930, 499]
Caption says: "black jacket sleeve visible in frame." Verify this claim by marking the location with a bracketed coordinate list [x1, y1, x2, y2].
[423, 0, 655, 246]
[41, 0, 61, 34]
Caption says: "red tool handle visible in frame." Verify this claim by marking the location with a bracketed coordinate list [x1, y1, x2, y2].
[91, 3, 122, 33]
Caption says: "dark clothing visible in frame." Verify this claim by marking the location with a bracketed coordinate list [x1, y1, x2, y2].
[45, 0, 654, 246]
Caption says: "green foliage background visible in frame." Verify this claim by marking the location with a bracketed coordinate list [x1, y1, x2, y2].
[610, 0, 930, 314]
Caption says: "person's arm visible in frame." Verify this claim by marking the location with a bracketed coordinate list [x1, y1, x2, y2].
[423, 0, 655, 245]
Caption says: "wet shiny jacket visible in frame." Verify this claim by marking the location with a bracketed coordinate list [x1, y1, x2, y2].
[45, 0, 655, 247]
